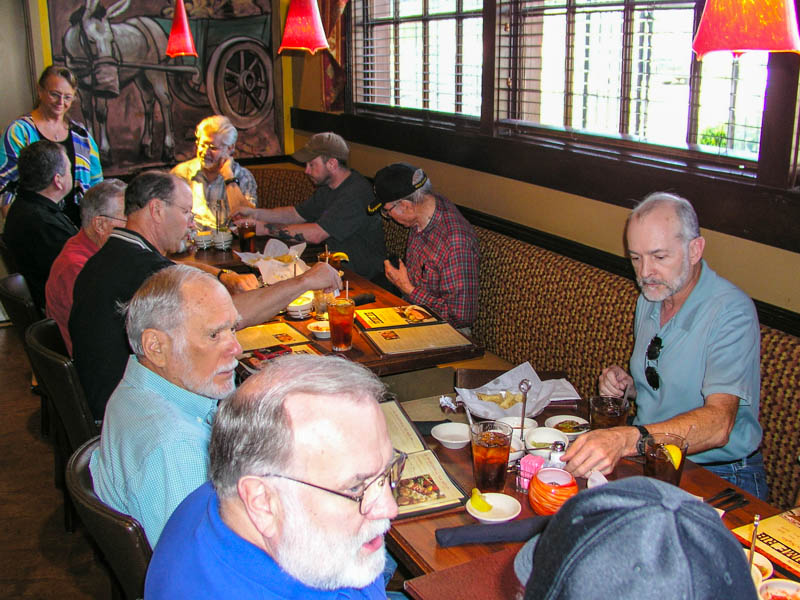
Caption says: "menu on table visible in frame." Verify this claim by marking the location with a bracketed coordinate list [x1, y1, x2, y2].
[380, 400, 467, 518]
[733, 507, 800, 578]
[356, 305, 441, 330]
[236, 322, 309, 350]
[365, 323, 472, 356]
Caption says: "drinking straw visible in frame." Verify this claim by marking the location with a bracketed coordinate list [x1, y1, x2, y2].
[325, 244, 329, 262]
[345, 280, 349, 299]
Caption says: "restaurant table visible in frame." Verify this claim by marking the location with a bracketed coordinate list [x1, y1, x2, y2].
[390, 372, 780, 597]
[172, 244, 485, 376]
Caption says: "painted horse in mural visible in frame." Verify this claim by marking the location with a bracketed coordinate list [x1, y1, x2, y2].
[63, 0, 176, 166]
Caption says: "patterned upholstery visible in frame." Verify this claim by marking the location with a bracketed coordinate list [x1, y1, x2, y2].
[758, 325, 800, 508]
[249, 166, 314, 209]
[383, 218, 408, 259]
[471, 227, 638, 400]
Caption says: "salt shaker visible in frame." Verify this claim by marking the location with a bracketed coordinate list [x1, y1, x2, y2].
[549, 441, 566, 469]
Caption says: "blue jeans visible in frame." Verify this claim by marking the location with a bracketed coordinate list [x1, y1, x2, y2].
[702, 451, 769, 502]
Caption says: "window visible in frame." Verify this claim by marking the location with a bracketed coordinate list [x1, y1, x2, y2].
[350, 0, 773, 163]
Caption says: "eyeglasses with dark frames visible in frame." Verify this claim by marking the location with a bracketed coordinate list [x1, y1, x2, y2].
[99, 214, 127, 224]
[262, 449, 407, 515]
[645, 335, 663, 390]
[380, 202, 402, 220]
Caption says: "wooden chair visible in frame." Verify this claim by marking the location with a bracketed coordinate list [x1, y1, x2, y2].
[66, 437, 152, 600]
[26, 318, 99, 530]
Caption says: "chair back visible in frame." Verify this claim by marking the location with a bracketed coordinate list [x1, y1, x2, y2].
[25, 319, 98, 450]
[0, 232, 19, 274]
[0, 273, 43, 345]
[66, 437, 152, 600]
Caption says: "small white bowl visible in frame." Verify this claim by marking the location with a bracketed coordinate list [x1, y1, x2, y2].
[509, 436, 525, 463]
[544, 415, 589, 441]
[497, 417, 538, 441]
[744, 549, 773, 581]
[431, 422, 471, 449]
[525, 427, 569, 457]
[465, 492, 521, 524]
[307, 321, 330, 339]
[759, 578, 800, 600]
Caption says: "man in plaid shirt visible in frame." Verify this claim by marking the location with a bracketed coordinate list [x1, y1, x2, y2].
[369, 163, 479, 331]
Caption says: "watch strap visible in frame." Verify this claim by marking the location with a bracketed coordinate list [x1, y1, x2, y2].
[224, 177, 239, 186]
[217, 269, 232, 281]
[635, 425, 650, 455]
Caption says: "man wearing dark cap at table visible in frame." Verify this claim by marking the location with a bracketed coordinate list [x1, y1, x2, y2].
[232, 132, 386, 281]
[514, 477, 758, 599]
[369, 163, 479, 331]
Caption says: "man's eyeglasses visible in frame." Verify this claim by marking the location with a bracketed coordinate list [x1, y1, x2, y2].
[161, 199, 194, 219]
[263, 449, 407, 515]
[380, 202, 402, 220]
[100, 214, 127, 224]
[645, 335, 662, 390]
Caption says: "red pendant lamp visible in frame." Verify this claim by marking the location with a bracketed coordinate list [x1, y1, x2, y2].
[692, 0, 800, 59]
[166, 0, 198, 58]
[278, 0, 330, 55]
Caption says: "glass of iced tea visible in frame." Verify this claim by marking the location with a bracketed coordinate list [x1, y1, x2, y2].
[643, 433, 689, 486]
[329, 298, 356, 351]
[238, 221, 257, 252]
[470, 421, 513, 492]
[589, 395, 630, 429]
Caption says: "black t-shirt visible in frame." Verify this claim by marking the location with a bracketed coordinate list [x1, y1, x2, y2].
[295, 170, 385, 280]
[4, 188, 78, 311]
[69, 229, 173, 420]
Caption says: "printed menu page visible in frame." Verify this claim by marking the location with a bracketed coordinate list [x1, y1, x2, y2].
[365, 323, 471, 355]
[236, 322, 309, 351]
[733, 508, 800, 578]
[356, 305, 441, 330]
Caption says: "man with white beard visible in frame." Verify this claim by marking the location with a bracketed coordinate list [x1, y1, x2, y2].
[146, 354, 404, 599]
[69, 170, 341, 420]
[90, 265, 243, 546]
[562, 192, 766, 500]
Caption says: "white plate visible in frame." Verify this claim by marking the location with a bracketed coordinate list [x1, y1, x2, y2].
[465, 493, 521, 524]
[544, 415, 589, 441]
[744, 548, 773, 581]
[759, 579, 800, 600]
[524, 427, 570, 457]
[307, 321, 330, 339]
[431, 422, 471, 449]
[497, 416, 538, 441]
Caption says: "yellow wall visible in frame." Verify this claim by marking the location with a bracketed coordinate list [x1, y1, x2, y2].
[289, 51, 800, 312]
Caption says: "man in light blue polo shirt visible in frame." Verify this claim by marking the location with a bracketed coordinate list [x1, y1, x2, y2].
[563, 192, 766, 500]
[89, 264, 242, 546]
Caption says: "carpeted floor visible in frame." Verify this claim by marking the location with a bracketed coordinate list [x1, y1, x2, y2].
[0, 325, 110, 599]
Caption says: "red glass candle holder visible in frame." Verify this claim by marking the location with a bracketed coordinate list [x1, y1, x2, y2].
[528, 467, 578, 515]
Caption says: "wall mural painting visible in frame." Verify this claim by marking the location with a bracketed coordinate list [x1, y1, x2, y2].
[48, 0, 280, 176]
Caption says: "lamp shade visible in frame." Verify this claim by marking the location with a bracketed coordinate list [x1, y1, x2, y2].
[692, 0, 800, 59]
[278, 0, 330, 55]
[166, 0, 198, 58]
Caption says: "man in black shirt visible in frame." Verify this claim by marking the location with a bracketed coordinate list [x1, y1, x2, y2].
[4, 140, 78, 310]
[70, 171, 342, 420]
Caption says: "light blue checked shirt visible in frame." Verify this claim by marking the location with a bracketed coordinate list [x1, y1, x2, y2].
[89, 356, 218, 547]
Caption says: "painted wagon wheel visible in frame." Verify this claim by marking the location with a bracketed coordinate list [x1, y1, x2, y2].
[206, 38, 274, 129]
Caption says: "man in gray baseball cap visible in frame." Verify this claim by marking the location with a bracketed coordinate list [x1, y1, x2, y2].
[232, 132, 385, 281]
[515, 477, 758, 600]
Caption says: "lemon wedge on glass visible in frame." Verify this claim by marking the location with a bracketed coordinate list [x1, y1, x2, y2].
[469, 488, 493, 512]
[662, 444, 682, 469]
[331, 251, 350, 262]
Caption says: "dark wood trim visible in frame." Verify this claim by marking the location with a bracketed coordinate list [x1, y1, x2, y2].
[291, 108, 800, 254]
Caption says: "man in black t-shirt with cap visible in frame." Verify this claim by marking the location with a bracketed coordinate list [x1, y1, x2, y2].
[232, 132, 385, 281]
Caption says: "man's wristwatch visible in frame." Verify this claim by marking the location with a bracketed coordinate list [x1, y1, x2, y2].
[635, 425, 650, 455]
[217, 269, 232, 281]
[224, 177, 239, 186]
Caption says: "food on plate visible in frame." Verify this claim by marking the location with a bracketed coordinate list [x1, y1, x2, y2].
[272, 253, 295, 263]
[761, 591, 800, 600]
[529, 441, 552, 449]
[469, 488, 493, 512]
[554, 420, 586, 433]
[477, 390, 524, 409]
[403, 305, 433, 322]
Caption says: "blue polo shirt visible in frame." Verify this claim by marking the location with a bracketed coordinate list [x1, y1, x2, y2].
[145, 481, 386, 599]
[89, 356, 217, 546]
[630, 260, 762, 464]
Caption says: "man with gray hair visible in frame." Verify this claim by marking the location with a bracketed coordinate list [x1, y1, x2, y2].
[172, 114, 257, 229]
[4, 140, 78, 311]
[90, 264, 243, 546]
[368, 162, 479, 330]
[45, 178, 126, 354]
[563, 192, 765, 499]
[146, 354, 404, 599]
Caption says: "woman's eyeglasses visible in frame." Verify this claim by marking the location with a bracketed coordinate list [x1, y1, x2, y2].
[645, 335, 662, 390]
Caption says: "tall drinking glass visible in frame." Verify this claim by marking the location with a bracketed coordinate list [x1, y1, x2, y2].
[329, 298, 355, 351]
[470, 421, 512, 492]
